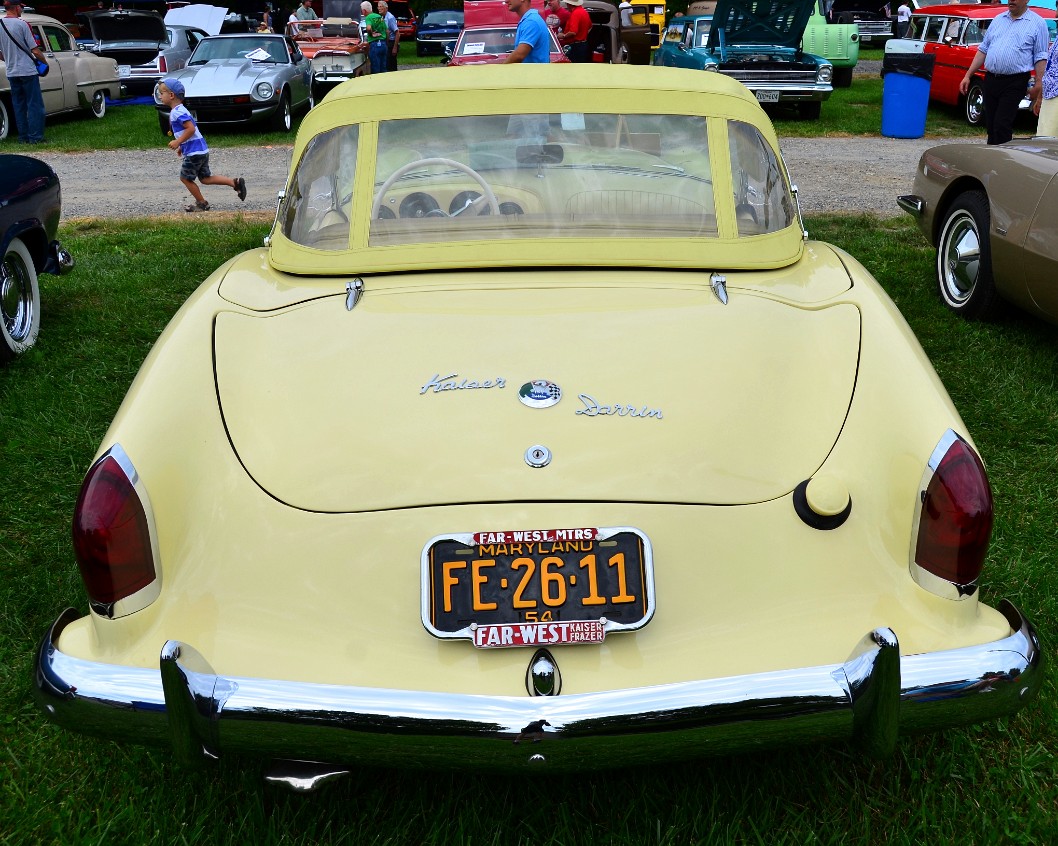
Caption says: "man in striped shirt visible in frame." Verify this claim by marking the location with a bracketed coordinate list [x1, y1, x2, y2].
[959, 0, 1049, 145]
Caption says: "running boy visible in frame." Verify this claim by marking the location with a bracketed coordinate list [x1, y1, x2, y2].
[158, 78, 247, 212]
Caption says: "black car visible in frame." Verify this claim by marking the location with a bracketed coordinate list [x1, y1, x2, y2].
[0, 155, 74, 363]
[416, 8, 463, 56]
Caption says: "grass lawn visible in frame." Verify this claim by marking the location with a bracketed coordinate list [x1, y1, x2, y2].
[0, 215, 1056, 843]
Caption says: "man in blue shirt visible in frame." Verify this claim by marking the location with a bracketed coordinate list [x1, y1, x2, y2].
[504, 0, 550, 63]
[959, 0, 1049, 144]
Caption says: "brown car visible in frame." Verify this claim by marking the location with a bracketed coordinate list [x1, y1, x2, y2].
[0, 13, 121, 141]
[899, 139, 1058, 324]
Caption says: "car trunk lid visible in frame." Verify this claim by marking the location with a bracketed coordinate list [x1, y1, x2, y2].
[214, 256, 858, 512]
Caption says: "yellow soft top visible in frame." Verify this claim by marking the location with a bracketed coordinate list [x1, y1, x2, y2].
[268, 65, 805, 276]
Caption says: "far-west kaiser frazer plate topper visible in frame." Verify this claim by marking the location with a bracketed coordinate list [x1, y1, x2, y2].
[33, 65, 1040, 786]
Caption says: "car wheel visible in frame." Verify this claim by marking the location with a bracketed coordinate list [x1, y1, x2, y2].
[832, 66, 853, 88]
[0, 238, 41, 363]
[964, 83, 984, 126]
[797, 102, 821, 120]
[936, 190, 1001, 320]
[0, 97, 10, 141]
[271, 91, 292, 132]
[90, 90, 106, 119]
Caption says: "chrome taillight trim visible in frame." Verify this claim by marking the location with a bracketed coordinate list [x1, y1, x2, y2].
[83, 444, 163, 619]
[909, 429, 979, 601]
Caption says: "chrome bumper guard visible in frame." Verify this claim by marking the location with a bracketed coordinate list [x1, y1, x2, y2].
[34, 602, 1040, 772]
[897, 194, 925, 218]
[43, 240, 74, 276]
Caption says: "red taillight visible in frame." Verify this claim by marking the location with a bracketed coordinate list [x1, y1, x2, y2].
[72, 452, 156, 607]
[158, 56, 168, 73]
[914, 436, 993, 587]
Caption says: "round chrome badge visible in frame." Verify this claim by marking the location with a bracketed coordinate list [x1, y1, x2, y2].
[518, 379, 562, 409]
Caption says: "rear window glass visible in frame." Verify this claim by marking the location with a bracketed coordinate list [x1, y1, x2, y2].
[281, 125, 359, 250]
[368, 113, 717, 245]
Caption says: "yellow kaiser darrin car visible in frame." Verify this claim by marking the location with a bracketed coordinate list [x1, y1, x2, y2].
[34, 66, 1040, 784]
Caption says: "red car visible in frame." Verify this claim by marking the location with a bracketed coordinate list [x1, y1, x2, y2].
[447, 23, 570, 64]
[449, 0, 569, 64]
[887, 4, 1057, 125]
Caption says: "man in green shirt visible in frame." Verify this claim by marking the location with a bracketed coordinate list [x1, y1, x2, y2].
[360, 1, 387, 73]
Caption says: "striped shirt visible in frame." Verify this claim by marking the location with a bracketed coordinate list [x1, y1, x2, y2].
[1042, 37, 1058, 100]
[978, 10, 1049, 76]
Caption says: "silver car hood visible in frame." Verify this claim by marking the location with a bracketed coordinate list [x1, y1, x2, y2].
[179, 59, 284, 96]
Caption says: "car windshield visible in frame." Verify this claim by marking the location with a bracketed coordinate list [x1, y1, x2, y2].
[189, 36, 288, 64]
[422, 10, 463, 25]
[280, 114, 794, 250]
[455, 28, 519, 56]
[455, 27, 562, 56]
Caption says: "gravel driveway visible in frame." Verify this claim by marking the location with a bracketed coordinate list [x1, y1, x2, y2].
[38, 133, 971, 220]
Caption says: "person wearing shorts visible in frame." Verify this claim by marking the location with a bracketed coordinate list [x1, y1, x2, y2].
[158, 78, 247, 212]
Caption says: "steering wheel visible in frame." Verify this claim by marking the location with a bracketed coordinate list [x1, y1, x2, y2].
[371, 157, 500, 220]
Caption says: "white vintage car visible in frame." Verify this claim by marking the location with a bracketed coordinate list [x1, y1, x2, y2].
[34, 66, 1040, 785]
[0, 14, 122, 141]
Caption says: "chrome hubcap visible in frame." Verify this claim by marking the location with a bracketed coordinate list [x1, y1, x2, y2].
[967, 89, 984, 124]
[0, 254, 33, 342]
[941, 212, 980, 304]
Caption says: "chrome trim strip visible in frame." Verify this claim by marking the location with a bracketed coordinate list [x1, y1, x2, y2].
[34, 602, 1041, 771]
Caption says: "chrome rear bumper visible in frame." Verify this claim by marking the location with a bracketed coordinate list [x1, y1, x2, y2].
[34, 601, 1040, 772]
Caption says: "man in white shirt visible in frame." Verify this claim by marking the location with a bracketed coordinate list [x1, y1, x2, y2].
[0, 0, 48, 143]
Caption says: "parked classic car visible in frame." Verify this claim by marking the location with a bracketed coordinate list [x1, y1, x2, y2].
[75, 10, 209, 94]
[457, 0, 657, 64]
[153, 33, 313, 132]
[286, 18, 366, 95]
[886, 4, 1057, 125]
[829, 0, 893, 41]
[654, 0, 833, 118]
[447, 24, 570, 64]
[0, 154, 73, 363]
[899, 139, 1058, 323]
[0, 13, 121, 141]
[416, 8, 464, 56]
[33, 65, 1041, 780]
[801, 0, 859, 87]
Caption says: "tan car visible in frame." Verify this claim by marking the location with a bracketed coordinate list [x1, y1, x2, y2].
[899, 139, 1058, 324]
[0, 13, 122, 142]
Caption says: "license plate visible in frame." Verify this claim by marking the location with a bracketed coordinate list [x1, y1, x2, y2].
[422, 527, 654, 648]
[755, 90, 781, 103]
[118, 65, 131, 78]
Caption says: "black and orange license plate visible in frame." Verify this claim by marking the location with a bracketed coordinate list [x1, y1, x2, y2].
[421, 527, 655, 648]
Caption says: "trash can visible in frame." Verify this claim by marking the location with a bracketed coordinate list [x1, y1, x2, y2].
[881, 53, 935, 139]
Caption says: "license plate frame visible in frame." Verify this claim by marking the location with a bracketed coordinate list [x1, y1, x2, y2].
[422, 527, 655, 648]
[755, 90, 781, 103]
[118, 65, 131, 78]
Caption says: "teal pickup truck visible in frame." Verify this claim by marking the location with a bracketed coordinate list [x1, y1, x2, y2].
[801, 1, 860, 87]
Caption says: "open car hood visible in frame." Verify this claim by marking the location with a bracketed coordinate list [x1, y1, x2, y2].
[707, 0, 816, 50]
[214, 253, 858, 513]
[81, 10, 168, 44]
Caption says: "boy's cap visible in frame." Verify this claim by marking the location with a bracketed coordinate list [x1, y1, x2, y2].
[162, 78, 185, 98]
